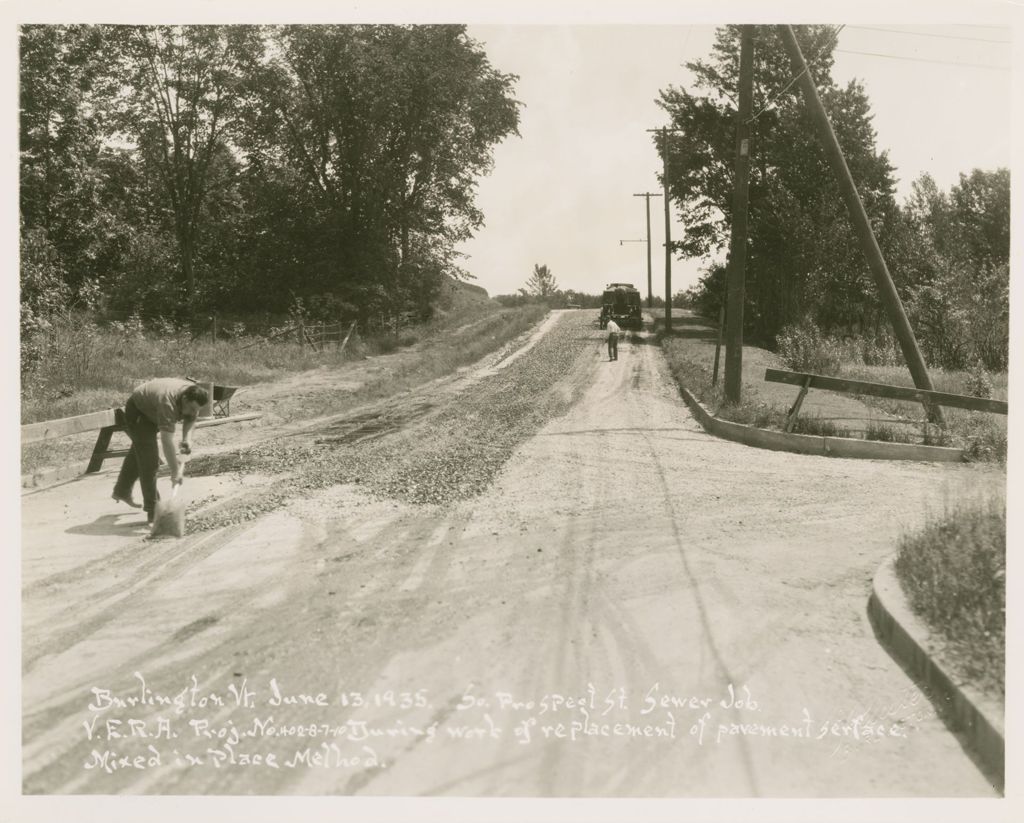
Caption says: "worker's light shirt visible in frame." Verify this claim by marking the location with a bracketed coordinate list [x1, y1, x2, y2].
[606, 321, 621, 334]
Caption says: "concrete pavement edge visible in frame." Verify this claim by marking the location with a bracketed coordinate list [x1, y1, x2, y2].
[676, 383, 966, 462]
[868, 555, 1004, 791]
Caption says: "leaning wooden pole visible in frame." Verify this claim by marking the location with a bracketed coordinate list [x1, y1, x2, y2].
[776, 25, 944, 426]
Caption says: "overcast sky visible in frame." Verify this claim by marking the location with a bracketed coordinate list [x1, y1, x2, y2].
[457, 20, 1013, 299]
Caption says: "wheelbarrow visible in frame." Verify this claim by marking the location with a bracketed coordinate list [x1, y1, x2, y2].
[185, 376, 242, 418]
[212, 384, 241, 418]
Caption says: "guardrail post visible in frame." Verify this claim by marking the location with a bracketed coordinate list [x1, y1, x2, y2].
[86, 426, 117, 473]
[784, 376, 812, 432]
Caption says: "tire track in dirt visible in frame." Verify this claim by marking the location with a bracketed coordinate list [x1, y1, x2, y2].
[23, 522, 254, 674]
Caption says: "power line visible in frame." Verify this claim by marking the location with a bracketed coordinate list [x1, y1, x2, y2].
[846, 25, 1010, 44]
[747, 24, 845, 123]
[835, 48, 1010, 71]
[949, 23, 1012, 31]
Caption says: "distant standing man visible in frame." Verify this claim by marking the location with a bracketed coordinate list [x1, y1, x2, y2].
[111, 379, 209, 523]
[606, 318, 621, 361]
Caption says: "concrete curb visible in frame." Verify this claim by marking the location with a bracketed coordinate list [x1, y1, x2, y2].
[677, 384, 966, 462]
[22, 463, 87, 491]
[868, 555, 1004, 790]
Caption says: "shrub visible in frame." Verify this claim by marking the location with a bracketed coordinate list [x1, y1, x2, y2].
[865, 421, 911, 443]
[921, 424, 951, 447]
[894, 498, 1005, 693]
[791, 415, 851, 438]
[718, 401, 783, 429]
[373, 335, 399, 354]
[775, 319, 843, 376]
[965, 361, 994, 399]
[20, 227, 71, 380]
[860, 335, 901, 367]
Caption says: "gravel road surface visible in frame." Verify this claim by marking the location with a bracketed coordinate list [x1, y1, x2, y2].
[21, 310, 1004, 797]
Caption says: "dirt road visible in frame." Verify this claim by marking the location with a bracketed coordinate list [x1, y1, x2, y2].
[21, 311, 1004, 796]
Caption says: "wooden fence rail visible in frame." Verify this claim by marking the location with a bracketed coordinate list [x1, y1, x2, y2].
[764, 367, 1007, 433]
[22, 388, 262, 474]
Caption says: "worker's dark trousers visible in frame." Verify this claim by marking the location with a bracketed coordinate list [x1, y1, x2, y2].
[608, 333, 618, 360]
[112, 398, 161, 516]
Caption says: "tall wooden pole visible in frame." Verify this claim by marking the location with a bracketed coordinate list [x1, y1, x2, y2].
[661, 130, 673, 333]
[776, 25, 944, 425]
[648, 127, 685, 333]
[724, 25, 754, 404]
[634, 192, 662, 308]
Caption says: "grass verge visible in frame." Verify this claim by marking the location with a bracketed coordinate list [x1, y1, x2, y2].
[894, 498, 1005, 697]
[660, 336, 783, 428]
[660, 331, 1005, 460]
[843, 364, 1007, 461]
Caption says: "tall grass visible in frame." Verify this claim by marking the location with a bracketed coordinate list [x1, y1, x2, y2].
[21, 304, 547, 425]
[660, 336, 783, 428]
[842, 363, 1008, 461]
[895, 497, 1006, 695]
[660, 330, 1006, 459]
[773, 318, 1008, 454]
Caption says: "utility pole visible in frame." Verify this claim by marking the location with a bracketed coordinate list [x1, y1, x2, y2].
[633, 192, 662, 308]
[724, 25, 754, 404]
[647, 127, 684, 333]
[776, 25, 944, 426]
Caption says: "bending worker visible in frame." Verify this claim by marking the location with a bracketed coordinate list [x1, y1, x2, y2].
[111, 378, 209, 523]
[606, 318, 621, 361]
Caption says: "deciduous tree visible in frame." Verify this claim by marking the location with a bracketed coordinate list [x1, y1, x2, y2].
[107, 25, 262, 306]
[243, 24, 519, 321]
[522, 263, 559, 299]
[657, 25, 900, 342]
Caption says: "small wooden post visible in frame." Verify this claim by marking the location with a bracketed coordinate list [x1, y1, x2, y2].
[297, 318, 305, 349]
[87, 426, 117, 473]
[339, 321, 357, 355]
[712, 305, 726, 386]
[212, 312, 218, 344]
[784, 375, 812, 432]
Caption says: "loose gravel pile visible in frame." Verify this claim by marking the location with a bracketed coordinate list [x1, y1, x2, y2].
[187, 312, 595, 531]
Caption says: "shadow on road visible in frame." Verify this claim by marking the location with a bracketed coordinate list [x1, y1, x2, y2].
[65, 513, 149, 537]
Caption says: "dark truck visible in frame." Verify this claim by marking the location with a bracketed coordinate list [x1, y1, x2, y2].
[599, 283, 643, 330]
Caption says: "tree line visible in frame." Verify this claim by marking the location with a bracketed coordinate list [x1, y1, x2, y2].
[20, 24, 520, 338]
[661, 26, 1009, 371]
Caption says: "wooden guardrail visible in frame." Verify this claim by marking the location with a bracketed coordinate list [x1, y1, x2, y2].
[22, 392, 261, 474]
[764, 368, 1007, 432]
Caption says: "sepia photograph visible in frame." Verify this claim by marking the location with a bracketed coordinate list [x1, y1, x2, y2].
[5, 1, 1021, 821]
